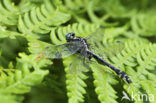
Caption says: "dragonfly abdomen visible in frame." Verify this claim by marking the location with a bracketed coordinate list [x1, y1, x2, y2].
[87, 50, 132, 84]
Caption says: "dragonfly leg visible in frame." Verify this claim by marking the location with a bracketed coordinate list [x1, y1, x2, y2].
[81, 56, 91, 72]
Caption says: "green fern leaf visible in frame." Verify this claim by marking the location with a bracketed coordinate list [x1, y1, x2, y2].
[18, 0, 71, 34]
[136, 44, 156, 99]
[63, 57, 88, 103]
[122, 43, 156, 97]
[0, 52, 52, 102]
[131, 10, 156, 36]
[25, 0, 43, 3]
[91, 63, 118, 103]
[110, 40, 148, 71]
[137, 43, 156, 74]
[0, 90, 23, 103]
[0, 54, 48, 103]
[0, 53, 50, 93]
[0, 53, 51, 103]
[108, 40, 156, 102]
[0, 25, 26, 39]
[0, 0, 19, 25]
[18, 0, 43, 13]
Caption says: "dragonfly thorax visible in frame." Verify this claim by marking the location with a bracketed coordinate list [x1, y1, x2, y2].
[66, 33, 91, 58]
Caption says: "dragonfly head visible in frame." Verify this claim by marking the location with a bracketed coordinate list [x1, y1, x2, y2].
[66, 33, 75, 42]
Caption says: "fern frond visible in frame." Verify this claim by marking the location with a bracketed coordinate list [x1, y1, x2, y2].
[18, 0, 71, 34]
[112, 42, 156, 102]
[135, 43, 156, 98]
[137, 43, 156, 74]
[104, 25, 128, 39]
[64, 57, 88, 103]
[64, 0, 89, 11]
[50, 23, 99, 44]
[0, 0, 19, 25]
[63, 0, 90, 23]
[0, 53, 51, 94]
[131, 9, 156, 36]
[18, 0, 43, 13]
[91, 63, 118, 103]
[110, 40, 148, 71]
[0, 25, 26, 39]
[87, 0, 136, 24]
[141, 80, 156, 100]
[0, 53, 51, 103]
[123, 65, 156, 102]
[16, 53, 52, 70]
[0, 90, 22, 103]
[25, 0, 43, 3]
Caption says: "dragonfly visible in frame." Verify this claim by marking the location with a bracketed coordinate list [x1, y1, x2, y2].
[42, 27, 132, 84]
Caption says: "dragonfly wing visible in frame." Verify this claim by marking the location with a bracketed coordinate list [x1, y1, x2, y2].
[85, 26, 105, 54]
[42, 41, 82, 59]
[68, 55, 90, 74]
[93, 41, 124, 58]
[86, 26, 124, 58]
[85, 26, 105, 46]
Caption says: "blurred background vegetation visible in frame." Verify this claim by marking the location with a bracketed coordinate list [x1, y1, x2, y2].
[0, 0, 156, 103]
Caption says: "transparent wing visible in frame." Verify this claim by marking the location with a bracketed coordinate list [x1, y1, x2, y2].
[42, 41, 82, 59]
[68, 55, 90, 74]
[91, 41, 124, 58]
[85, 26, 105, 46]
[86, 26, 124, 58]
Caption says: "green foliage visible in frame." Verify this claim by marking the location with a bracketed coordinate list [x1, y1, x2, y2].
[18, 0, 71, 34]
[64, 57, 88, 103]
[131, 10, 156, 36]
[0, 0, 156, 103]
[92, 64, 118, 103]
[0, 53, 51, 103]
[0, 0, 19, 25]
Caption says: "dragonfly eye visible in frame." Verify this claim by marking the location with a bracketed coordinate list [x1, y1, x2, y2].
[71, 33, 75, 36]
[66, 33, 75, 41]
